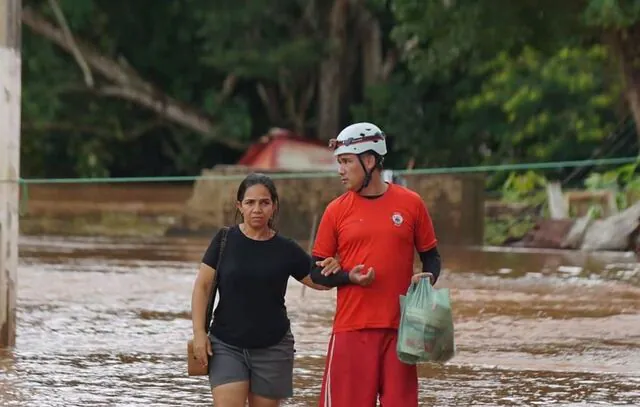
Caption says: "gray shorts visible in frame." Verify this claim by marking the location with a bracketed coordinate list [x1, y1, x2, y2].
[208, 329, 295, 400]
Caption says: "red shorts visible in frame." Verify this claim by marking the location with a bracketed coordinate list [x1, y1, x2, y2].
[319, 328, 418, 407]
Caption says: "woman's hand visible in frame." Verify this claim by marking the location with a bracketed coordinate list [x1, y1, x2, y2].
[317, 257, 341, 276]
[192, 330, 212, 367]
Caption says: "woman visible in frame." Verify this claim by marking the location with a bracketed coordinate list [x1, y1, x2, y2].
[190, 172, 339, 407]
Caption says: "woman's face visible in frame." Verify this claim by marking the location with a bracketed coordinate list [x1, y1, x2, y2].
[237, 184, 276, 229]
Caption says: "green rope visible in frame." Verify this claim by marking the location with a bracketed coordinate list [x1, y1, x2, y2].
[395, 156, 640, 175]
[5, 155, 639, 216]
[13, 155, 640, 185]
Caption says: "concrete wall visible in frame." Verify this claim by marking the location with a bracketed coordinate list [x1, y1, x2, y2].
[179, 166, 485, 246]
[22, 183, 193, 216]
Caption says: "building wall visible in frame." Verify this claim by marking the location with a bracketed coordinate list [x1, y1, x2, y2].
[181, 166, 485, 246]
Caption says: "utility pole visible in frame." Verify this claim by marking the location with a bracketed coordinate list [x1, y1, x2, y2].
[0, 0, 21, 348]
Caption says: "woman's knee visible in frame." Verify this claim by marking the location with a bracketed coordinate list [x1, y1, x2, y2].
[211, 381, 250, 407]
[248, 392, 280, 407]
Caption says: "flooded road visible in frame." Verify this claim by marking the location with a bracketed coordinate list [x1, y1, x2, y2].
[1, 235, 639, 406]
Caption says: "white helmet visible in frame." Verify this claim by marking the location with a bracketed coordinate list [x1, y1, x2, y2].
[330, 122, 387, 157]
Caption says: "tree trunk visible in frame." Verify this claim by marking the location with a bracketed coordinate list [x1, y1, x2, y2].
[256, 83, 284, 125]
[608, 27, 640, 145]
[359, 8, 382, 88]
[317, 0, 349, 141]
[626, 76, 640, 142]
[339, 17, 360, 119]
[293, 79, 316, 136]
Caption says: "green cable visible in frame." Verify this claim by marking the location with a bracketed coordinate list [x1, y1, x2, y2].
[4, 155, 639, 216]
[395, 156, 639, 175]
[14, 155, 640, 184]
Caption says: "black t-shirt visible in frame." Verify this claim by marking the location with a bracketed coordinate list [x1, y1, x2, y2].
[202, 225, 311, 349]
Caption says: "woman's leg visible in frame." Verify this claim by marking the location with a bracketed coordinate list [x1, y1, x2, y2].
[209, 335, 251, 406]
[213, 382, 250, 407]
[248, 393, 280, 407]
[247, 329, 295, 403]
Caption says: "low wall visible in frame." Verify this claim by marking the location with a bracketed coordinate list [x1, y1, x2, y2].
[18, 183, 194, 236]
[177, 166, 485, 246]
[21, 183, 193, 216]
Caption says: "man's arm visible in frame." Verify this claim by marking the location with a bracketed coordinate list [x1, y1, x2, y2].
[418, 246, 441, 284]
[414, 196, 441, 284]
[310, 204, 351, 287]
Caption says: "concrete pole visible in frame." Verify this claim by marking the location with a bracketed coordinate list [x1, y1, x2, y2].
[0, 0, 21, 348]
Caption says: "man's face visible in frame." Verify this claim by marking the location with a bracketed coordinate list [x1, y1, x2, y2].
[337, 153, 366, 191]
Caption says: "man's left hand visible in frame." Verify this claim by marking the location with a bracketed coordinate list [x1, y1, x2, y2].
[411, 272, 434, 285]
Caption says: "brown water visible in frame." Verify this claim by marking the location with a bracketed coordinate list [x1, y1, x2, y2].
[1, 236, 639, 406]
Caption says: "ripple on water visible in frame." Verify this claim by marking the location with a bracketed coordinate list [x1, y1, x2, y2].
[0, 237, 637, 406]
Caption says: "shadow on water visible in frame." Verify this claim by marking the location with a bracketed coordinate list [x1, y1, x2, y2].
[0, 236, 638, 406]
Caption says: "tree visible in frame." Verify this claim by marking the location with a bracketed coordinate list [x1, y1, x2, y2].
[456, 45, 621, 162]
[21, 0, 254, 176]
[22, 0, 403, 177]
[23, 0, 247, 150]
[390, 0, 640, 145]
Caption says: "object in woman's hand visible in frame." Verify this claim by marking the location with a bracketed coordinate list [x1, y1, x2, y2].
[187, 339, 208, 376]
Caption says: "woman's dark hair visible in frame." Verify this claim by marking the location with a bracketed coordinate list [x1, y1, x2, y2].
[235, 172, 279, 228]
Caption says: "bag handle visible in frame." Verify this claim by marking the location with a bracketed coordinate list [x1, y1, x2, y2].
[406, 276, 433, 295]
[204, 226, 229, 333]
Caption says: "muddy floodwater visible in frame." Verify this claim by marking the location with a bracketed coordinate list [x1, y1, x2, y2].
[1, 235, 639, 406]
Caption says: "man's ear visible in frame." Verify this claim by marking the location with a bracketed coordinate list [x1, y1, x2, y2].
[362, 153, 376, 171]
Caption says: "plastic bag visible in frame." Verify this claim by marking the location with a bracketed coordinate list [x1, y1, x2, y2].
[397, 278, 455, 364]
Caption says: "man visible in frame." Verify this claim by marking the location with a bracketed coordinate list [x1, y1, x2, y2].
[309, 122, 442, 407]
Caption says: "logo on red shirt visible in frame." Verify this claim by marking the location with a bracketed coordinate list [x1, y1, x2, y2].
[391, 212, 404, 227]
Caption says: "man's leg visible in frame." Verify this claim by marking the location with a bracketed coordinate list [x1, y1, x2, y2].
[379, 329, 418, 407]
[319, 330, 381, 407]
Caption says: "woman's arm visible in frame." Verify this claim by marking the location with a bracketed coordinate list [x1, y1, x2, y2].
[191, 263, 216, 335]
[190, 262, 216, 366]
[291, 251, 341, 291]
[299, 274, 333, 290]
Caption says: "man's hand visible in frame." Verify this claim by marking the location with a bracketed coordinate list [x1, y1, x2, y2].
[411, 272, 434, 285]
[348, 264, 375, 286]
[316, 257, 341, 276]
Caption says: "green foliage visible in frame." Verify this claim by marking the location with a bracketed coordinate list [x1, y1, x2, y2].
[351, 70, 483, 168]
[456, 46, 619, 161]
[390, 0, 584, 81]
[584, 159, 640, 209]
[583, 0, 640, 28]
[20, 0, 640, 181]
[21, 0, 256, 177]
[197, 0, 324, 80]
[484, 214, 536, 246]
[500, 171, 548, 205]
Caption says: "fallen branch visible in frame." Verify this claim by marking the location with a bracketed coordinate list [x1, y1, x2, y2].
[47, 0, 94, 87]
[22, 6, 246, 151]
[98, 86, 211, 136]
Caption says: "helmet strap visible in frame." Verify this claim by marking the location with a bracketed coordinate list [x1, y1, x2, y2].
[357, 154, 373, 193]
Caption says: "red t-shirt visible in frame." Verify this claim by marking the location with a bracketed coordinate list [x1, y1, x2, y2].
[312, 183, 438, 333]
